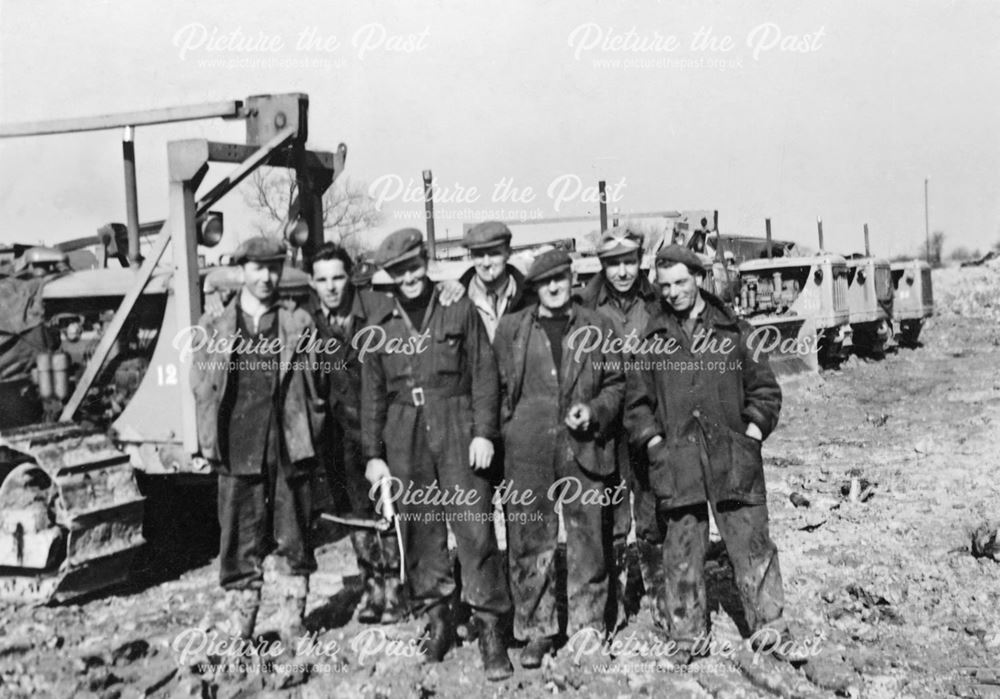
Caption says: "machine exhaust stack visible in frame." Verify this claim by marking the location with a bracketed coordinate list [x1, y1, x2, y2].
[423, 169, 436, 260]
[598, 180, 608, 233]
[765, 218, 773, 260]
[864, 223, 871, 256]
[817, 217, 824, 252]
[714, 210, 722, 262]
[122, 126, 142, 266]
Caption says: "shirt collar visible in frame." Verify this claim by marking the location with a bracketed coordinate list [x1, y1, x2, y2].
[239, 288, 277, 333]
[468, 273, 516, 308]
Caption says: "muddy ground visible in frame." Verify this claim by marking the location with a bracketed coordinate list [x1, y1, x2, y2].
[2, 265, 1000, 699]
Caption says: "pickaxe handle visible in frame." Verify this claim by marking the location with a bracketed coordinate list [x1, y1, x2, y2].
[319, 513, 392, 531]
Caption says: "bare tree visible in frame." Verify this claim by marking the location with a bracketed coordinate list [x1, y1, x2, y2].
[242, 169, 383, 258]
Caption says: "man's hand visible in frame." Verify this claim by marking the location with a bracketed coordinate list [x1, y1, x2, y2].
[645, 435, 664, 457]
[469, 437, 494, 470]
[564, 403, 592, 432]
[365, 458, 391, 485]
[436, 280, 466, 307]
[745, 422, 763, 442]
[190, 455, 213, 472]
[203, 292, 227, 318]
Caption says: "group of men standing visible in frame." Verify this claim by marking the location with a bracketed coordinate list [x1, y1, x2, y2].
[191, 221, 807, 681]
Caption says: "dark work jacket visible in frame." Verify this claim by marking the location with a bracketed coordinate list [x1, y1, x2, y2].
[493, 303, 625, 477]
[624, 291, 782, 508]
[360, 289, 499, 462]
[302, 290, 370, 513]
[191, 298, 326, 476]
[577, 273, 659, 481]
[303, 290, 365, 447]
[577, 272, 659, 341]
[458, 264, 535, 315]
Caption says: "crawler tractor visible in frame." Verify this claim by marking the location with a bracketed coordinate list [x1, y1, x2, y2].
[842, 225, 895, 356]
[0, 94, 346, 603]
[890, 259, 934, 346]
[733, 219, 851, 374]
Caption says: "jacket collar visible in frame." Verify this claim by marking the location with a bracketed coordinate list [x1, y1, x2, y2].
[460, 264, 528, 309]
[208, 297, 303, 383]
[362, 288, 403, 325]
[644, 289, 739, 337]
[304, 288, 361, 336]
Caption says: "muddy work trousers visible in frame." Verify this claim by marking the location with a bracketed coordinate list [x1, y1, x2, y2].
[324, 429, 401, 580]
[388, 407, 510, 618]
[218, 469, 317, 591]
[505, 466, 614, 640]
[351, 530, 401, 580]
[642, 500, 785, 649]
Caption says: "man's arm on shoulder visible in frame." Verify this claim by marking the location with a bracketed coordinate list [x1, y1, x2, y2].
[436, 279, 466, 306]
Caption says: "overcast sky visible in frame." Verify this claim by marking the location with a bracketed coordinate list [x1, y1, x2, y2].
[1, 0, 997, 258]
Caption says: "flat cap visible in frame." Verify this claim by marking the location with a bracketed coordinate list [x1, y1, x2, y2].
[351, 259, 377, 288]
[278, 266, 309, 294]
[526, 249, 572, 284]
[463, 221, 512, 251]
[233, 236, 287, 265]
[597, 227, 644, 259]
[375, 228, 424, 269]
[655, 243, 705, 271]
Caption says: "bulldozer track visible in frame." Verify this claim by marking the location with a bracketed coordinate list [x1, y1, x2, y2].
[0, 422, 145, 604]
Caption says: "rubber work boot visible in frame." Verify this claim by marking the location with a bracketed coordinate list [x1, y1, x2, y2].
[477, 615, 513, 681]
[420, 602, 455, 663]
[519, 636, 554, 669]
[381, 576, 406, 624]
[612, 540, 628, 621]
[223, 588, 261, 640]
[275, 575, 309, 642]
[357, 576, 385, 624]
[636, 539, 666, 629]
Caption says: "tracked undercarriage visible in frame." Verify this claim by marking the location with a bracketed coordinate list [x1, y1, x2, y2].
[0, 423, 144, 603]
[0, 93, 346, 604]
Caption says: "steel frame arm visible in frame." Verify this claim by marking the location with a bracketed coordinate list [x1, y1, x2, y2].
[58, 125, 302, 425]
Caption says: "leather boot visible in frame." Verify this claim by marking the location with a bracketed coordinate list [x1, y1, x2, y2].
[224, 588, 261, 640]
[381, 576, 406, 624]
[519, 636, 554, 669]
[420, 602, 455, 663]
[357, 576, 386, 624]
[477, 615, 513, 681]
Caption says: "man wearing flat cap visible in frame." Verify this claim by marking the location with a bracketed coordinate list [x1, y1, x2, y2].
[577, 226, 659, 620]
[457, 221, 534, 595]
[493, 249, 625, 668]
[360, 228, 514, 680]
[624, 244, 807, 666]
[191, 235, 326, 642]
[458, 221, 533, 341]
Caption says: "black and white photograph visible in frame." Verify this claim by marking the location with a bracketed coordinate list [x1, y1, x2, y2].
[0, 2, 998, 697]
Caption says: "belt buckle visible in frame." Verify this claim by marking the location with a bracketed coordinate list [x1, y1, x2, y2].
[411, 387, 425, 407]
